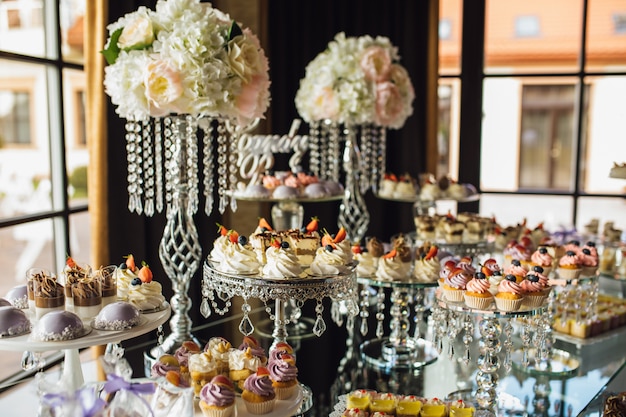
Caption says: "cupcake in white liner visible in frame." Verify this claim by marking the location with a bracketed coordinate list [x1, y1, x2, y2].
[494, 275, 524, 312]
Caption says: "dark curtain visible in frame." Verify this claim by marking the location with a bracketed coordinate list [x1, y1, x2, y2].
[105, 0, 432, 412]
[267, 0, 430, 243]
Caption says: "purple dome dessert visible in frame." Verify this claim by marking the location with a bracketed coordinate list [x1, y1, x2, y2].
[242, 184, 271, 198]
[32, 310, 84, 341]
[272, 185, 300, 199]
[5, 285, 28, 309]
[0, 306, 31, 337]
[93, 301, 141, 330]
[321, 180, 344, 196]
[303, 183, 329, 199]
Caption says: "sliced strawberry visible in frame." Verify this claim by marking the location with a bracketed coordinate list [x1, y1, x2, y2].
[66, 255, 77, 269]
[351, 244, 362, 254]
[125, 254, 137, 272]
[216, 223, 228, 236]
[444, 260, 457, 270]
[258, 217, 273, 231]
[519, 236, 533, 248]
[228, 230, 240, 243]
[384, 172, 398, 181]
[333, 226, 347, 243]
[382, 249, 397, 259]
[182, 341, 201, 352]
[138, 261, 153, 283]
[305, 217, 319, 233]
[424, 245, 438, 260]
[321, 232, 335, 249]
[256, 366, 270, 377]
[165, 370, 181, 386]
[212, 374, 234, 388]
[481, 265, 494, 276]
[270, 237, 281, 248]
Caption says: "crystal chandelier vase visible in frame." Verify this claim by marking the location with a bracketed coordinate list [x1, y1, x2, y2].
[124, 114, 245, 354]
[309, 121, 386, 243]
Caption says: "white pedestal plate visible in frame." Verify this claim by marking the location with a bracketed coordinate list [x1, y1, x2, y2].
[0, 304, 171, 392]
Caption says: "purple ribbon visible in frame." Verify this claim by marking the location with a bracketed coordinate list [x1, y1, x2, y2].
[103, 374, 155, 416]
[42, 388, 106, 417]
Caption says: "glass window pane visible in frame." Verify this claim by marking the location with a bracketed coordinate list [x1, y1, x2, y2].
[437, 79, 461, 179]
[0, 0, 46, 57]
[481, 77, 581, 192]
[485, 0, 584, 74]
[581, 75, 626, 194]
[586, 0, 626, 72]
[577, 197, 626, 236]
[69, 212, 90, 264]
[64, 69, 88, 208]
[439, 0, 462, 75]
[479, 194, 574, 233]
[60, 0, 85, 64]
[0, 59, 52, 220]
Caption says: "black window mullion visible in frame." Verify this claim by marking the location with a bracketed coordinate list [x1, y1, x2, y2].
[458, 0, 486, 213]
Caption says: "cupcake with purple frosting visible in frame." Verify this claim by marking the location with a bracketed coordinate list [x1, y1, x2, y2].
[199, 375, 236, 417]
[242, 367, 276, 414]
[268, 353, 299, 399]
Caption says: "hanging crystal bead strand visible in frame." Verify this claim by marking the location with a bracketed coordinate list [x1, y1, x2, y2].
[359, 124, 373, 193]
[503, 319, 513, 372]
[201, 118, 215, 216]
[413, 288, 425, 340]
[126, 118, 140, 213]
[142, 119, 155, 216]
[163, 116, 175, 213]
[216, 121, 229, 213]
[359, 285, 370, 336]
[329, 121, 342, 181]
[462, 313, 474, 365]
[154, 118, 164, 214]
[375, 287, 385, 338]
[309, 121, 321, 178]
[228, 124, 239, 213]
[185, 114, 199, 216]
[374, 126, 386, 195]
[476, 317, 502, 412]
[313, 299, 327, 336]
[319, 121, 331, 179]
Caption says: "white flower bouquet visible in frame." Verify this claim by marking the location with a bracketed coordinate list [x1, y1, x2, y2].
[102, 0, 270, 125]
[295, 32, 414, 129]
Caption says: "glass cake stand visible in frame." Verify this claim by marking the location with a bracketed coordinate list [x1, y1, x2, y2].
[434, 295, 546, 416]
[357, 277, 439, 371]
[202, 261, 359, 415]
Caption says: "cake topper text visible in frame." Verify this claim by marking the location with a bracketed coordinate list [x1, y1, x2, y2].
[237, 119, 309, 185]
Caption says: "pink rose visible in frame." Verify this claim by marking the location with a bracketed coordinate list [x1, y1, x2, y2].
[374, 81, 404, 127]
[389, 64, 414, 98]
[143, 59, 183, 117]
[235, 73, 271, 125]
[360, 46, 391, 82]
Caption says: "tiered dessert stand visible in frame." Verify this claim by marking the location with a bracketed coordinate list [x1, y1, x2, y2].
[0, 304, 171, 392]
[434, 297, 546, 416]
[201, 261, 359, 414]
[357, 278, 439, 371]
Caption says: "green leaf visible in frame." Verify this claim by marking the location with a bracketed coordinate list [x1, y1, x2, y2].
[100, 27, 123, 65]
[227, 21, 243, 42]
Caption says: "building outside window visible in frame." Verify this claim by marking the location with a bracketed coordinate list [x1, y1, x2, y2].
[0, 0, 88, 384]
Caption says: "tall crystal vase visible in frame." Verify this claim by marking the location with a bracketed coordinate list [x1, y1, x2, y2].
[157, 115, 203, 354]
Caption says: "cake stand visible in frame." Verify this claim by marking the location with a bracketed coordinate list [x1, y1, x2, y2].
[202, 262, 358, 415]
[357, 277, 439, 371]
[0, 304, 171, 392]
[435, 296, 546, 416]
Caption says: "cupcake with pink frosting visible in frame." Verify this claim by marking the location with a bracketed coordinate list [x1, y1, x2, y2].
[579, 247, 599, 277]
[442, 269, 471, 303]
[504, 259, 528, 283]
[557, 250, 582, 279]
[520, 273, 550, 307]
[495, 275, 524, 311]
[463, 272, 494, 309]
[530, 246, 554, 277]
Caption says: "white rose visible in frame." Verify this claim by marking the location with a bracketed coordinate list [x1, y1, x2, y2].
[143, 59, 183, 116]
[118, 14, 154, 50]
[227, 36, 262, 83]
